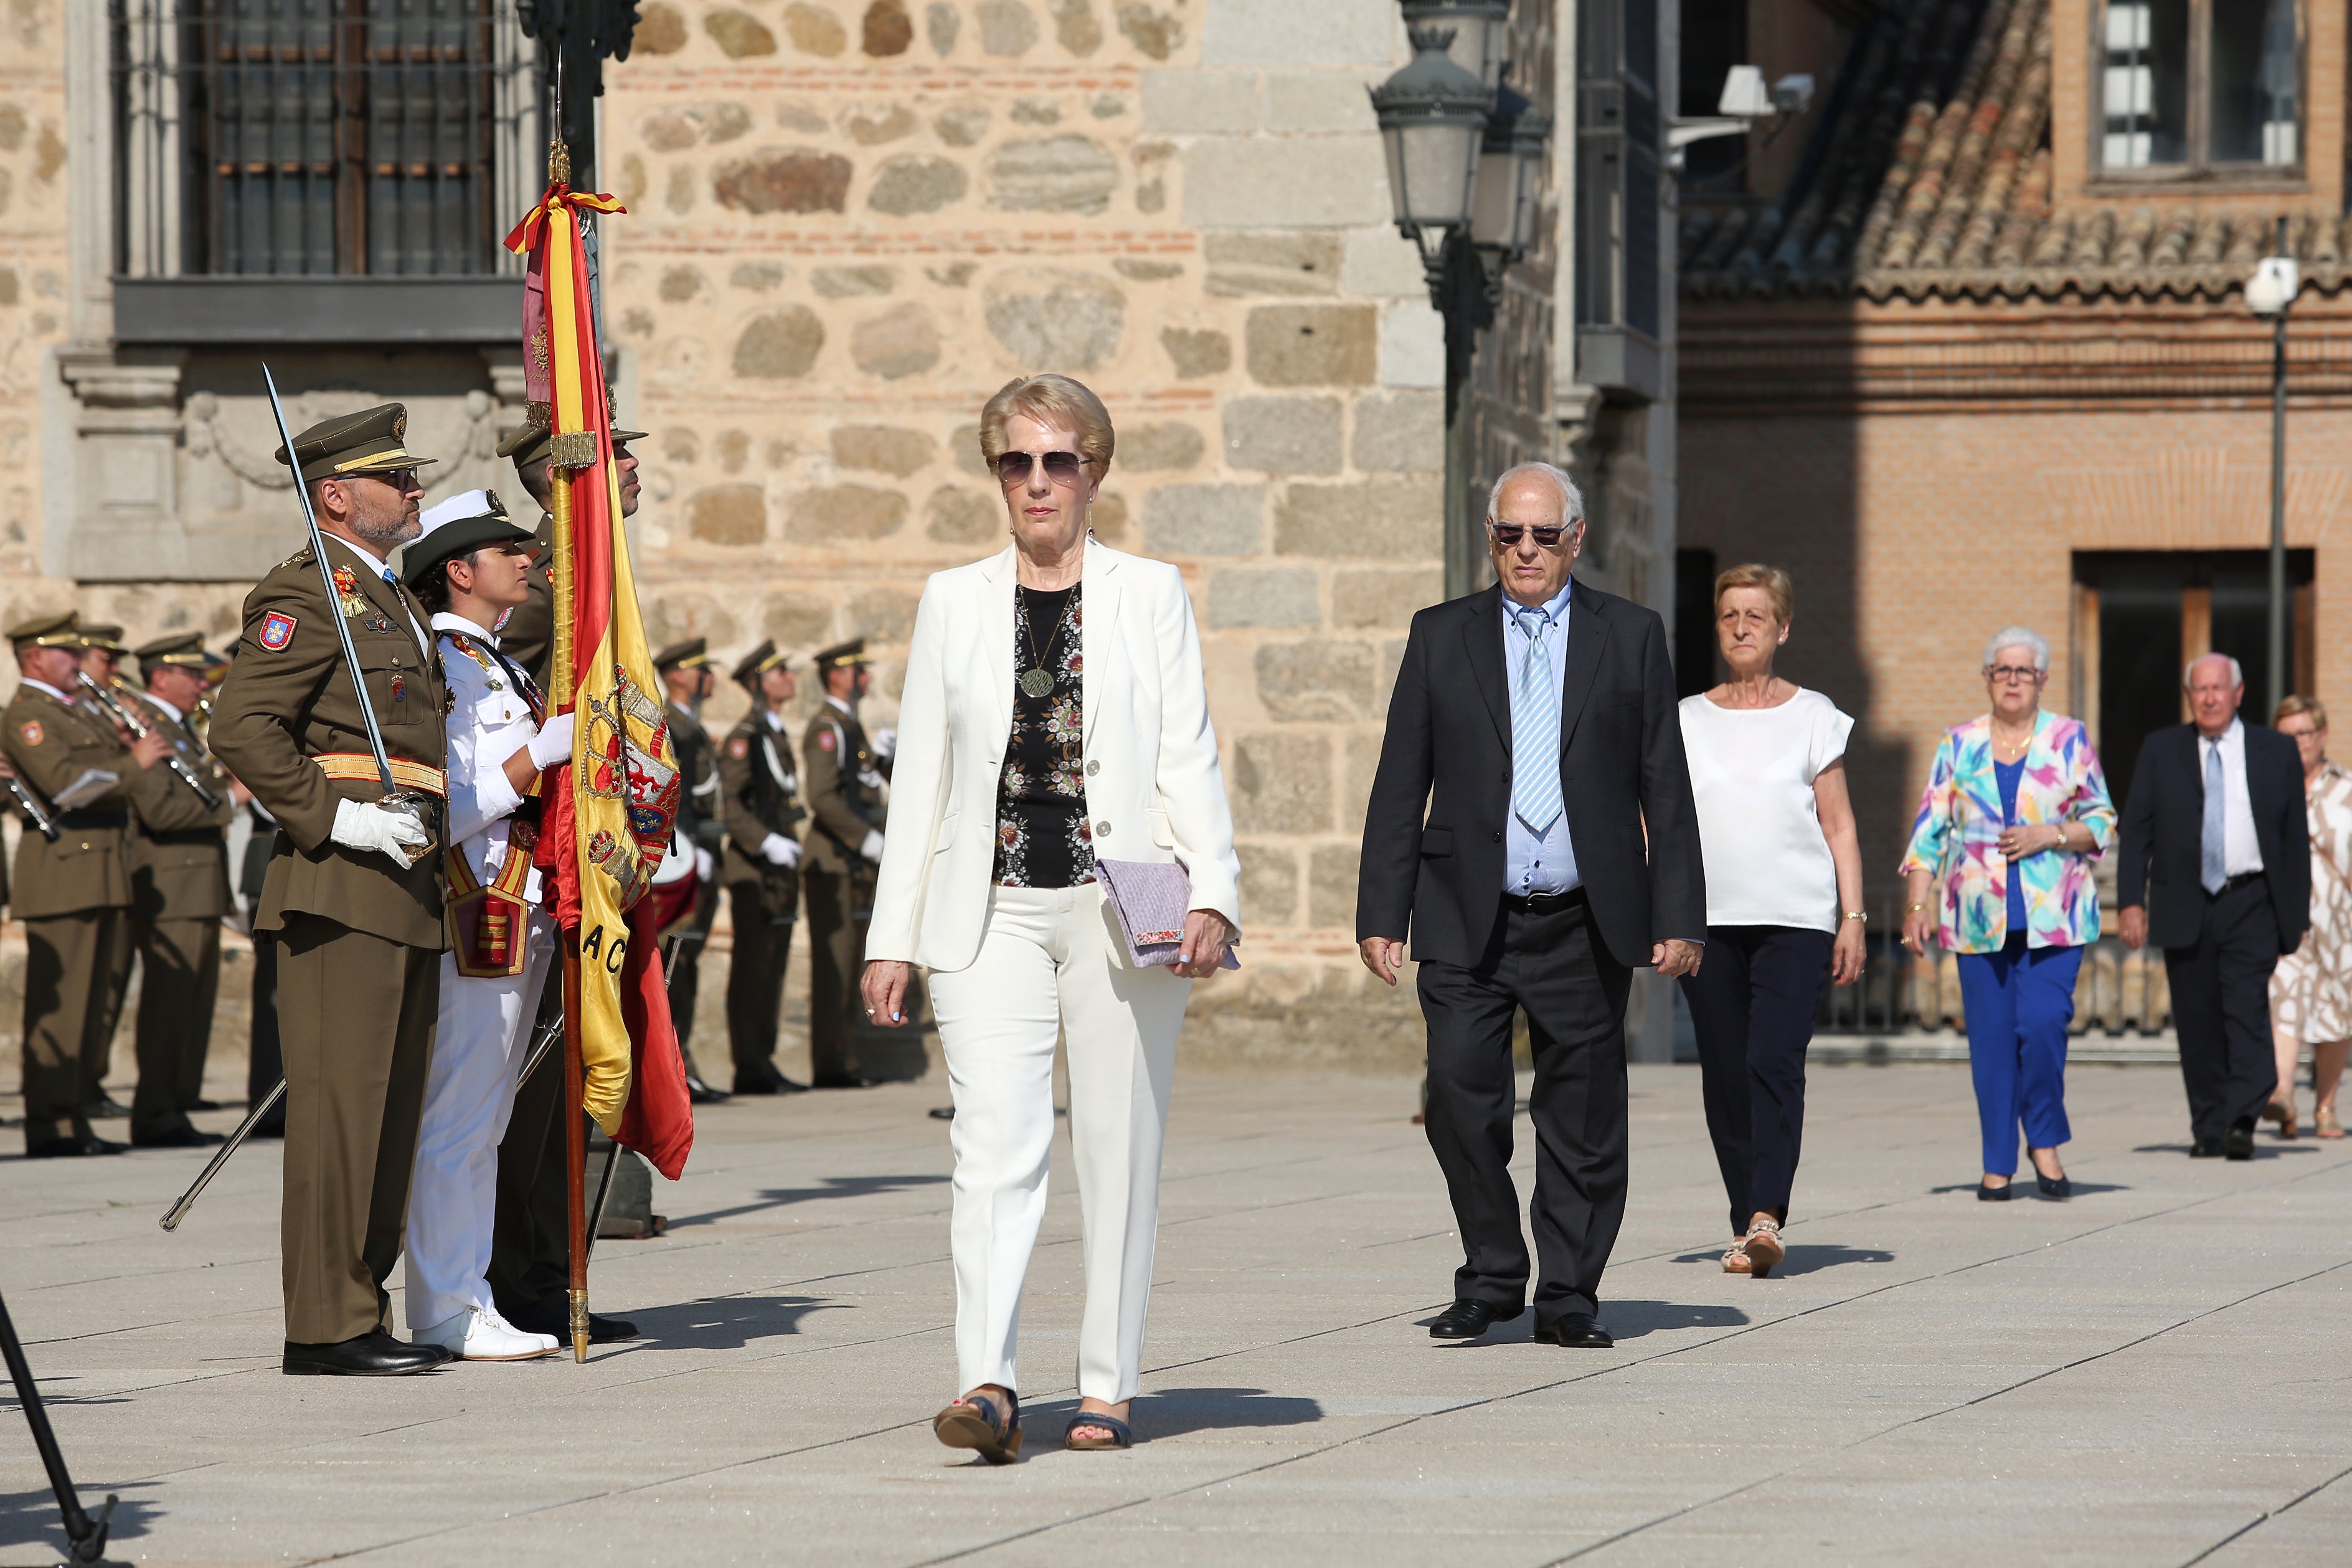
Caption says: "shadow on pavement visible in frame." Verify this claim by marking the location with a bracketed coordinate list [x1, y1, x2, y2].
[0, 1481, 153, 1557]
[612, 1295, 844, 1352]
[666, 1173, 950, 1228]
[1597, 1301, 1749, 1339]
[1029, 1387, 1323, 1439]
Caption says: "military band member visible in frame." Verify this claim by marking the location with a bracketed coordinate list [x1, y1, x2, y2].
[121, 632, 238, 1148]
[74, 622, 138, 1121]
[400, 489, 569, 1362]
[208, 404, 455, 1378]
[720, 641, 809, 1093]
[802, 641, 887, 1089]
[4, 612, 178, 1156]
[656, 638, 729, 1102]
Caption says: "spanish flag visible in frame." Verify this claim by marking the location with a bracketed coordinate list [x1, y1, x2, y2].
[507, 169, 694, 1181]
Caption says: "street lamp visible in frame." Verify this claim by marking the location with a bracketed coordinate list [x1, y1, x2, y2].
[2247, 217, 2298, 716]
[1371, 14, 1550, 598]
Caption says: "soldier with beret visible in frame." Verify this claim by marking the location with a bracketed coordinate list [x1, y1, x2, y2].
[121, 632, 239, 1148]
[656, 637, 729, 1101]
[803, 640, 888, 1090]
[207, 402, 455, 1377]
[720, 641, 809, 1093]
[4, 612, 179, 1156]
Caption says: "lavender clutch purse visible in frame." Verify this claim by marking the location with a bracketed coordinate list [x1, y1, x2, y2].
[1094, 859, 1239, 971]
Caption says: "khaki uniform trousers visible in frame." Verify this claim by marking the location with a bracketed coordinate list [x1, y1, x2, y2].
[90, 913, 136, 1103]
[129, 917, 221, 1143]
[19, 909, 127, 1149]
[275, 912, 438, 1344]
[801, 863, 867, 1081]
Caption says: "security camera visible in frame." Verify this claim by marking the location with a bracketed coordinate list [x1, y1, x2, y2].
[1772, 73, 1815, 116]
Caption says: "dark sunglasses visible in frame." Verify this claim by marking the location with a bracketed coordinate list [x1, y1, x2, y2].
[1487, 519, 1571, 549]
[996, 450, 1087, 486]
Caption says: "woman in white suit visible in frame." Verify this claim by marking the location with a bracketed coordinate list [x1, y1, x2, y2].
[861, 374, 1240, 1461]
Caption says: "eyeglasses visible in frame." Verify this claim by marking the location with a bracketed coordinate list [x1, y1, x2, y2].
[1486, 518, 1572, 549]
[996, 451, 1087, 486]
[1985, 664, 2043, 683]
[354, 466, 422, 493]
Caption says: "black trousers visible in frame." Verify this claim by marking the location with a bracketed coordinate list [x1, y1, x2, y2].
[667, 877, 721, 1082]
[2164, 876, 2283, 1140]
[488, 964, 570, 1318]
[724, 882, 794, 1079]
[1417, 890, 1632, 1323]
[1679, 925, 1831, 1236]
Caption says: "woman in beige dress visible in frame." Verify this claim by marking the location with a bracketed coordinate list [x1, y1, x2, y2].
[2265, 696, 2352, 1140]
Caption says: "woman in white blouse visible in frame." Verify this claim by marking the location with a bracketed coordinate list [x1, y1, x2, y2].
[1677, 565, 1864, 1277]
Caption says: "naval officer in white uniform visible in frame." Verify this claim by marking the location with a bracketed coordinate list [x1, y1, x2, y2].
[400, 489, 575, 1361]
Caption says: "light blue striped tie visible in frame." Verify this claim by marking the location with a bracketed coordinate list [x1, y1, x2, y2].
[2201, 740, 2227, 895]
[1511, 607, 1562, 834]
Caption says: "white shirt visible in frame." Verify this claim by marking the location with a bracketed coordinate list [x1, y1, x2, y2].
[143, 692, 185, 726]
[2202, 717, 2265, 877]
[434, 611, 545, 902]
[19, 678, 73, 704]
[1501, 580, 1580, 896]
[1679, 688, 1854, 932]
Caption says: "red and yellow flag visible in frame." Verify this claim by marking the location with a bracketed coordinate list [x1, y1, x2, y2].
[508, 174, 694, 1180]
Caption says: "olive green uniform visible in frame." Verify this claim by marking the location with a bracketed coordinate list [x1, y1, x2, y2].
[665, 695, 726, 1062]
[209, 534, 451, 1346]
[801, 699, 883, 1082]
[720, 711, 806, 1080]
[3, 682, 203, 1151]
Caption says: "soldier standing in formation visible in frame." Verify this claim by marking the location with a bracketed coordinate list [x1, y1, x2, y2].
[801, 640, 888, 1090]
[656, 638, 730, 1102]
[720, 641, 809, 1094]
[209, 404, 455, 1377]
[74, 622, 138, 1122]
[3, 612, 177, 1156]
[120, 632, 238, 1148]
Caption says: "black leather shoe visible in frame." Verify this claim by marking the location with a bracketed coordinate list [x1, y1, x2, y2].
[26, 1135, 129, 1158]
[2224, 1118, 2257, 1160]
[1428, 1300, 1518, 1339]
[2036, 1174, 2071, 1199]
[1533, 1312, 1615, 1349]
[505, 1304, 640, 1343]
[133, 1126, 227, 1149]
[184, 1097, 225, 1112]
[732, 1068, 808, 1095]
[1977, 1179, 2013, 1201]
[686, 1075, 731, 1105]
[2189, 1136, 2224, 1158]
[812, 1073, 877, 1090]
[283, 1332, 451, 1376]
[80, 1097, 131, 1121]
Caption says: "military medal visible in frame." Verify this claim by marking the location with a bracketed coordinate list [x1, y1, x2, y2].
[390, 673, 405, 702]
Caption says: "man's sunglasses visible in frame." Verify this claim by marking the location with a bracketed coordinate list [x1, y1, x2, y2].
[996, 450, 1087, 486]
[1487, 519, 1572, 549]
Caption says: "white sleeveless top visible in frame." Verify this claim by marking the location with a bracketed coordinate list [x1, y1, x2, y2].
[1678, 687, 1853, 933]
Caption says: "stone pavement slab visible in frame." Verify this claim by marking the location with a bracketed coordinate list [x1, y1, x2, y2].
[2, 1063, 2349, 1566]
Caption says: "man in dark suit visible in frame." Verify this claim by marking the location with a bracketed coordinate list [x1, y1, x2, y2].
[1357, 462, 1706, 1349]
[2119, 653, 2310, 1159]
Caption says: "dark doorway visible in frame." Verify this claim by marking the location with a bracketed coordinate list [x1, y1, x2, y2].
[1675, 546, 1717, 697]
[2074, 550, 2315, 809]
[1677, 0, 1749, 194]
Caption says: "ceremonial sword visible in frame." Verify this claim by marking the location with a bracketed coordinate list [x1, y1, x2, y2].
[76, 673, 222, 810]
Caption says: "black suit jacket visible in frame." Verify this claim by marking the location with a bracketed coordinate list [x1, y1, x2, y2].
[1356, 578, 1706, 970]
[2117, 721, 2310, 953]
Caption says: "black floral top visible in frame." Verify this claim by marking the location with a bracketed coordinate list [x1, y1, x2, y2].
[994, 583, 1092, 887]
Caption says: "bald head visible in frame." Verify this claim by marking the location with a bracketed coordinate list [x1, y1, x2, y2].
[2186, 653, 2244, 738]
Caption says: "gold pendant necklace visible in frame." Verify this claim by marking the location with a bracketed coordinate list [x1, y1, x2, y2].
[1018, 588, 1063, 698]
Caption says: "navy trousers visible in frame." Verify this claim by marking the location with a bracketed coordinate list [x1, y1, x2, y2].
[1954, 934, 2081, 1175]
[1679, 925, 1832, 1235]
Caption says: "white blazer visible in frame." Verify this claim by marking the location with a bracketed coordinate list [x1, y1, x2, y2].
[867, 538, 1242, 974]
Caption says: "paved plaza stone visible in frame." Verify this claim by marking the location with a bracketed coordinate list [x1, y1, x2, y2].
[3, 1061, 2351, 1566]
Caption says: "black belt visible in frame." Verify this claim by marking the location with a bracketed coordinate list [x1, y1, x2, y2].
[2208, 871, 2266, 896]
[1504, 886, 1587, 914]
[141, 828, 221, 846]
[55, 809, 128, 831]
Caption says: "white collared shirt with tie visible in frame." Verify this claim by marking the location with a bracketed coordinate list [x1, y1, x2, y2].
[2201, 716, 2265, 882]
[1502, 579, 1580, 897]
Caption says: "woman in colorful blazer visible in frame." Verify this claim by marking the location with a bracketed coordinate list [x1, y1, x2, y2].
[1899, 626, 2115, 1202]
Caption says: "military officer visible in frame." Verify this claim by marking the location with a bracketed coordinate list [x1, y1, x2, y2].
[4, 612, 179, 1155]
[121, 632, 238, 1148]
[655, 638, 729, 1102]
[73, 622, 138, 1120]
[801, 640, 887, 1090]
[208, 403, 455, 1378]
[720, 641, 810, 1094]
[493, 410, 646, 685]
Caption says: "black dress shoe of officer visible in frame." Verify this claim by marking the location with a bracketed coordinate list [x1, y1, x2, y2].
[2189, 1136, 2225, 1158]
[732, 1067, 808, 1095]
[2224, 1118, 2258, 1160]
[813, 1073, 878, 1090]
[1429, 1300, 1518, 1339]
[686, 1075, 731, 1105]
[26, 1136, 129, 1158]
[133, 1126, 227, 1149]
[80, 1097, 131, 1121]
[185, 1097, 225, 1112]
[1533, 1312, 1615, 1349]
[283, 1332, 450, 1376]
[505, 1304, 640, 1343]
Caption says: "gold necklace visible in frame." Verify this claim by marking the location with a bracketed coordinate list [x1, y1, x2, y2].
[1018, 588, 1065, 698]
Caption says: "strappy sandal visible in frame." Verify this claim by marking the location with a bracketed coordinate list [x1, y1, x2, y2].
[1740, 1218, 1785, 1278]
[1064, 1411, 1133, 1450]
[1719, 1238, 1752, 1275]
[933, 1389, 1022, 1465]
[2318, 1108, 2345, 1140]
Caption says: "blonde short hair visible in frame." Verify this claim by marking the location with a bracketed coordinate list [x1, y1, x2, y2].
[1713, 562, 1795, 624]
[976, 374, 1116, 471]
[2276, 693, 2329, 730]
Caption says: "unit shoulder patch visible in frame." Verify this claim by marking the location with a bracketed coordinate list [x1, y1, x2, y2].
[728, 736, 749, 760]
[17, 720, 42, 748]
[817, 729, 836, 752]
[260, 612, 298, 651]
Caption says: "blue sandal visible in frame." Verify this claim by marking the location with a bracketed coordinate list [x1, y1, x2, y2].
[934, 1390, 1023, 1465]
[1064, 1412, 1132, 1450]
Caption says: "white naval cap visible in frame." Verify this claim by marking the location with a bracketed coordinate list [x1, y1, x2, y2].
[402, 488, 534, 589]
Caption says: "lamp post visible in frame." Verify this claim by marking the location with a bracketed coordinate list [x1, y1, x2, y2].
[1371, 6, 1551, 599]
[2247, 216, 2298, 717]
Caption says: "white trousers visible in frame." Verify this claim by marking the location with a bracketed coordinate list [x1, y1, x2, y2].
[404, 910, 554, 1332]
[928, 883, 1191, 1404]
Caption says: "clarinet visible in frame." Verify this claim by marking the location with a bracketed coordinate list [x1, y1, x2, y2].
[4, 772, 58, 842]
[77, 674, 222, 810]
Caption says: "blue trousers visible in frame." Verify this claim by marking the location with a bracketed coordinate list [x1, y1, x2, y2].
[1953, 935, 2080, 1176]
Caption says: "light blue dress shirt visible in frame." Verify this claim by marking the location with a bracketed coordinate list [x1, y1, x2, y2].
[1503, 580, 1580, 895]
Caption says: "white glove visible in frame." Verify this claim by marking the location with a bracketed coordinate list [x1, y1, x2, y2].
[332, 796, 432, 870]
[695, 847, 716, 882]
[526, 711, 577, 770]
[760, 833, 802, 869]
[872, 727, 897, 760]
[859, 829, 885, 863]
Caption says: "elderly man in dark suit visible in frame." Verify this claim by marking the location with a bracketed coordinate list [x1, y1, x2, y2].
[2120, 653, 2311, 1159]
[1357, 461, 1706, 1350]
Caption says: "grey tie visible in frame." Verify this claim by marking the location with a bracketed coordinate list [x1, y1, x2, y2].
[2201, 740, 2227, 895]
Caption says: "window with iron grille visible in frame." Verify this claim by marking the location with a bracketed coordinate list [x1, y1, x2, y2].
[111, 0, 536, 278]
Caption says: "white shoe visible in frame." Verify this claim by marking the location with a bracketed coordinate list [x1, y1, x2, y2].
[480, 1305, 560, 1354]
[413, 1308, 557, 1361]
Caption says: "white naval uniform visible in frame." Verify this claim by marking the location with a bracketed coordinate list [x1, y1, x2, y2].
[403, 612, 557, 1334]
